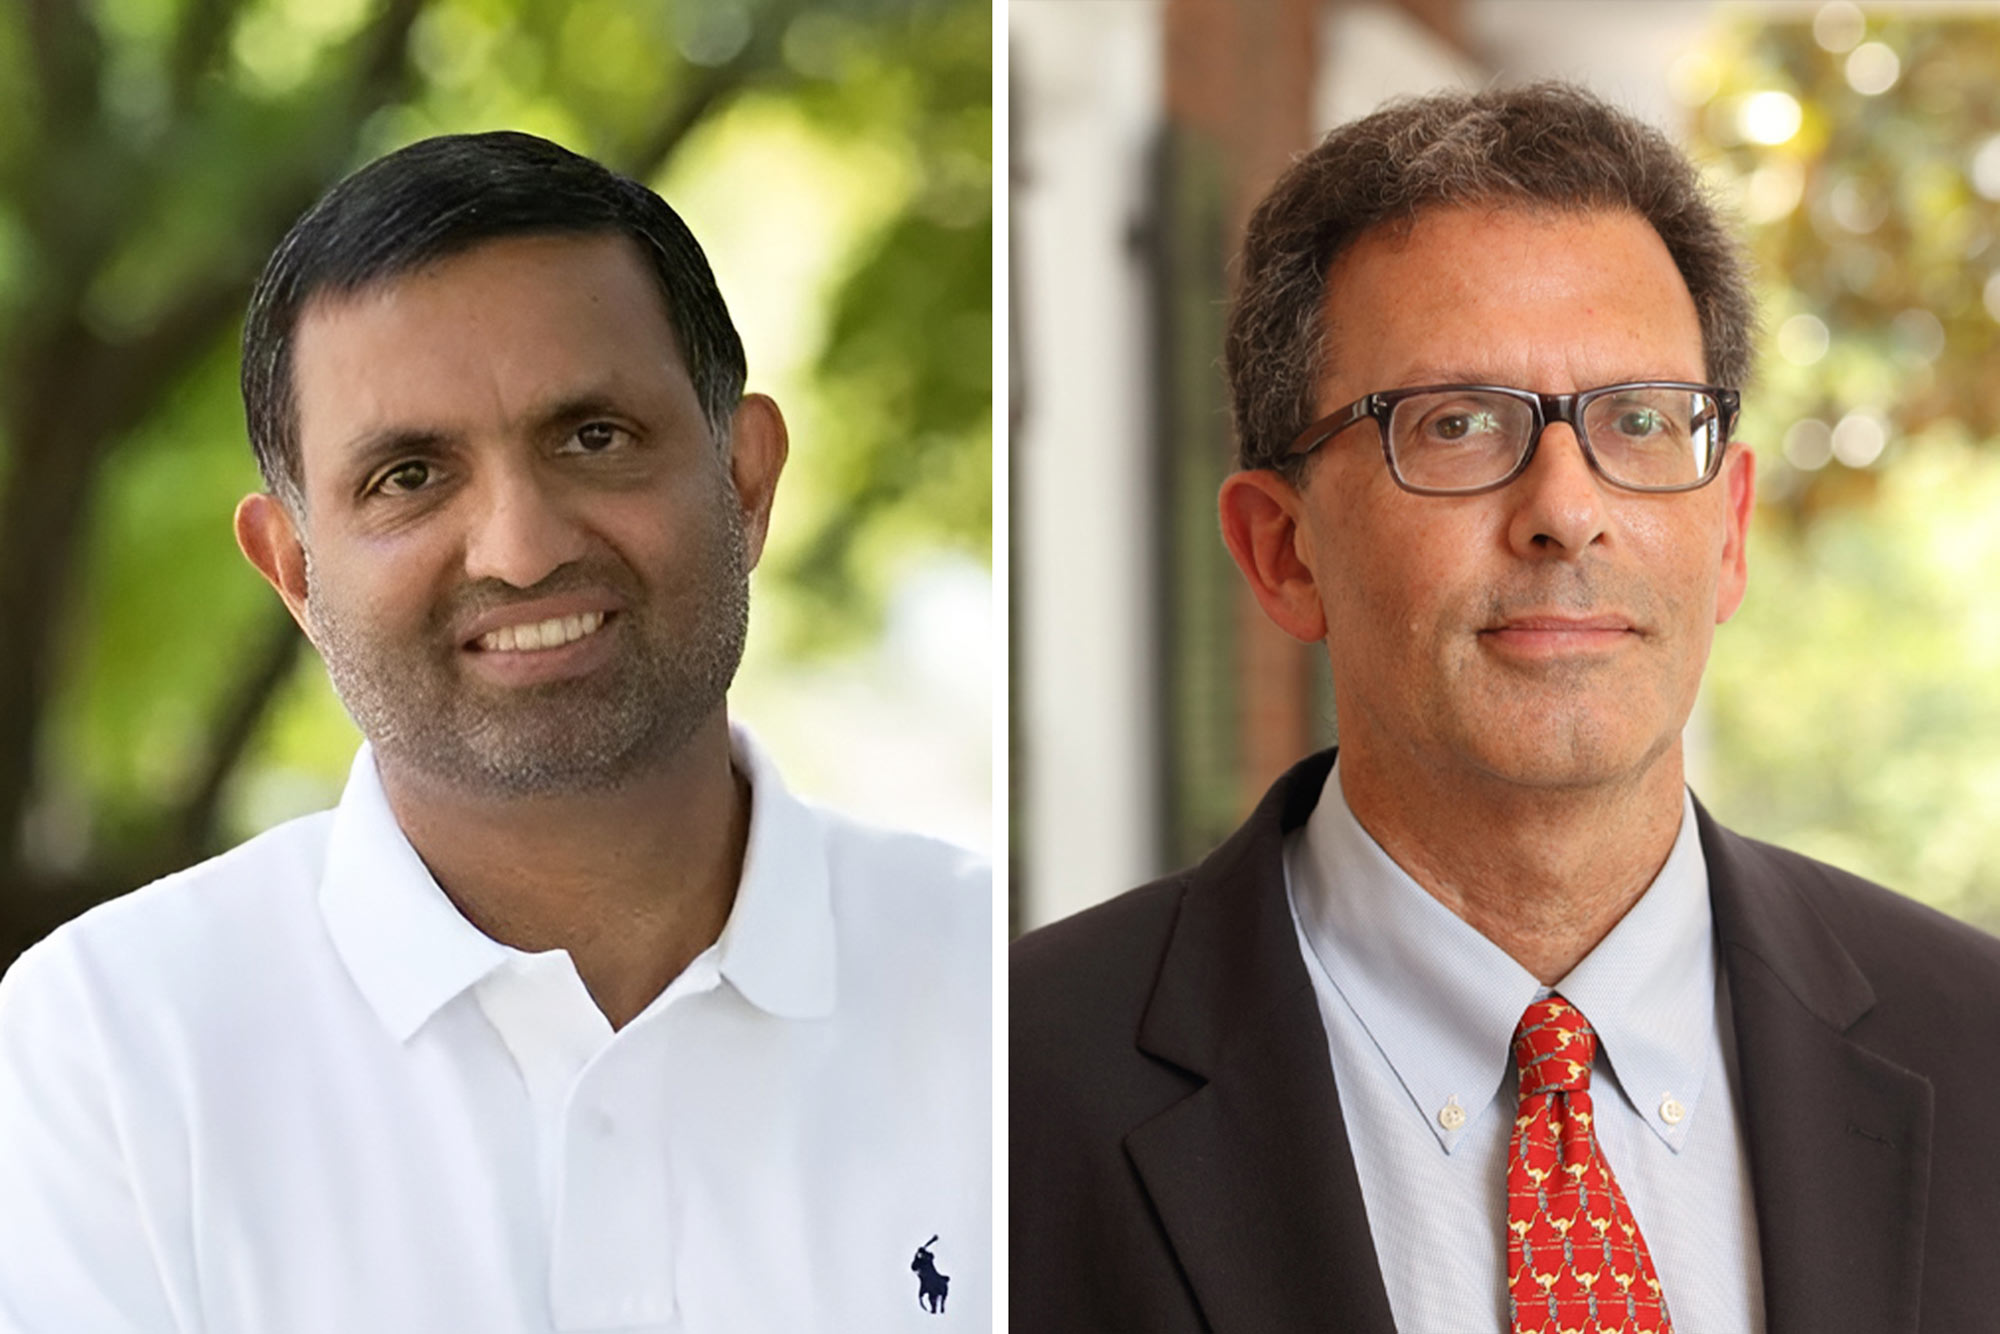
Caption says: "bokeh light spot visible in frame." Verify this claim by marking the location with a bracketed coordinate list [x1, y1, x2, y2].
[1845, 42, 1901, 96]
[1892, 308, 1946, 364]
[1813, 2, 1866, 54]
[1739, 91, 1804, 145]
[1783, 418, 1834, 471]
[1669, 50, 1723, 108]
[1777, 313, 1831, 366]
[1829, 177, 1888, 234]
[1744, 161, 1806, 222]
[1832, 411, 1888, 467]
[1971, 135, 2000, 201]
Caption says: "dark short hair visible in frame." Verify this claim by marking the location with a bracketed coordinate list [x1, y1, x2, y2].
[241, 130, 746, 507]
[1224, 81, 1756, 479]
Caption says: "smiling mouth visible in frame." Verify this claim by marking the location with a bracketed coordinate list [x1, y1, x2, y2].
[473, 610, 611, 653]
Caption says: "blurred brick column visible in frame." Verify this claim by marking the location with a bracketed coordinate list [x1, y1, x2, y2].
[1162, 0, 1322, 814]
[1161, 0, 1470, 818]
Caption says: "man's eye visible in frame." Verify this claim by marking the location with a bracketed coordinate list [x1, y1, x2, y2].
[1614, 408, 1667, 437]
[1426, 410, 1501, 442]
[372, 460, 432, 494]
[565, 422, 628, 453]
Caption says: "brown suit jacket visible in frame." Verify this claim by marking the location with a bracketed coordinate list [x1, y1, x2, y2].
[1011, 749, 2000, 1332]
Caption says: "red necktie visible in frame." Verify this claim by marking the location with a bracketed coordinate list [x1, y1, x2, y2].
[1508, 994, 1672, 1334]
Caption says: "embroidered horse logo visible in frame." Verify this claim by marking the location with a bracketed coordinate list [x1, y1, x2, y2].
[911, 1235, 950, 1313]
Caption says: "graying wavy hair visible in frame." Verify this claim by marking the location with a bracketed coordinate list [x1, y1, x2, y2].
[1224, 81, 1756, 479]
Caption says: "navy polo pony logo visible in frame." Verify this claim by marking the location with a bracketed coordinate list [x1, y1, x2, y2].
[911, 1235, 949, 1313]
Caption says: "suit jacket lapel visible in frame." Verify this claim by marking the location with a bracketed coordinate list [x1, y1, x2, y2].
[1701, 807, 1932, 1334]
[1125, 752, 1398, 1334]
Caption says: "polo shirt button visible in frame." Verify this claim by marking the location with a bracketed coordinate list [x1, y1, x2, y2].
[1659, 1095, 1685, 1125]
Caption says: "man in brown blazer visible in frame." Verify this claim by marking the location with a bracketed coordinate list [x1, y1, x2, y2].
[1012, 83, 2000, 1333]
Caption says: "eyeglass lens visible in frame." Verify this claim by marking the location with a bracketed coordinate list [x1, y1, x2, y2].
[1387, 387, 1724, 492]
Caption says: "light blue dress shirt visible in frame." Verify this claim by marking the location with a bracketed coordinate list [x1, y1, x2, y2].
[1283, 760, 1765, 1333]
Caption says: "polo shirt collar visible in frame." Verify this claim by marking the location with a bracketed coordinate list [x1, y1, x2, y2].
[709, 727, 837, 1020]
[1290, 760, 1715, 1155]
[319, 746, 511, 1043]
[319, 724, 837, 1044]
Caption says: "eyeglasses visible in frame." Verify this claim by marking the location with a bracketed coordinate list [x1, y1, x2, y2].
[1285, 381, 1740, 495]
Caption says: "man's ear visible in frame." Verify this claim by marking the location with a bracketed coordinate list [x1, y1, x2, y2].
[234, 493, 314, 639]
[725, 394, 788, 570]
[1218, 469, 1329, 643]
[1713, 441, 1757, 624]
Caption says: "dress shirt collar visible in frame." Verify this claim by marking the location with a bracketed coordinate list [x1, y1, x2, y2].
[319, 723, 837, 1043]
[1288, 759, 1715, 1155]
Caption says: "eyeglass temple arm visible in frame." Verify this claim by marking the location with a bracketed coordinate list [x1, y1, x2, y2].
[1287, 396, 1378, 458]
[1696, 391, 1742, 441]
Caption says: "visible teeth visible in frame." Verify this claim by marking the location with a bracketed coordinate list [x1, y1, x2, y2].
[478, 610, 605, 653]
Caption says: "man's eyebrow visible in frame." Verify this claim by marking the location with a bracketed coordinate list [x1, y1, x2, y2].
[338, 426, 454, 479]
[333, 390, 635, 463]
[533, 392, 633, 434]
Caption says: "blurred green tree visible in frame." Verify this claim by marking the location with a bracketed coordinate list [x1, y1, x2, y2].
[0, 0, 991, 965]
[1689, 11, 2000, 517]
[1686, 8, 2000, 927]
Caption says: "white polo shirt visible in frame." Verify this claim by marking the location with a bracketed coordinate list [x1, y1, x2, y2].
[0, 729, 990, 1334]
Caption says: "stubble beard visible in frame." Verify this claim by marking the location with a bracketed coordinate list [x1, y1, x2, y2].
[304, 486, 749, 799]
[1450, 573, 1684, 792]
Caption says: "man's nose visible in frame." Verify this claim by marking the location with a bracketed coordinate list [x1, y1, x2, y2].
[1504, 420, 1612, 557]
[460, 463, 590, 588]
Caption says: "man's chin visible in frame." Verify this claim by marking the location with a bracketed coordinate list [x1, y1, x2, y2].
[358, 693, 726, 799]
[1455, 720, 1682, 797]
[324, 623, 743, 800]
[379, 731, 671, 798]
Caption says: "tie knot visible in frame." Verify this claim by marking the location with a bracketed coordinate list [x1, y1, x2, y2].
[1512, 993, 1596, 1096]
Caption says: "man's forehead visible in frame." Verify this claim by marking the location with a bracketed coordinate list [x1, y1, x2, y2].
[1333, 201, 1678, 281]
[293, 230, 676, 343]
[287, 233, 696, 465]
[293, 233, 683, 376]
[1315, 203, 1704, 392]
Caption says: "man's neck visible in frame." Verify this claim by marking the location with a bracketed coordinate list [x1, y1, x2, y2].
[375, 715, 750, 1030]
[1337, 743, 1687, 986]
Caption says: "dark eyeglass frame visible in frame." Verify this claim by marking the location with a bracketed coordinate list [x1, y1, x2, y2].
[1284, 381, 1742, 496]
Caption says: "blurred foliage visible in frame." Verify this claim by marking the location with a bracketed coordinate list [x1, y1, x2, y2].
[0, 0, 990, 962]
[1703, 433, 2000, 928]
[753, 4, 992, 651]
[1688, 7, 2000, 517]
[1685, 4, 2000, 927]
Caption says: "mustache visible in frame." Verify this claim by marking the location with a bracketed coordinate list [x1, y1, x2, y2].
[1480, 573, 1656, 631]
[435, 562, 639, 629]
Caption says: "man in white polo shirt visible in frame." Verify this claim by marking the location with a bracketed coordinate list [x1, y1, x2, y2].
[0, 131, 988, 1333]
